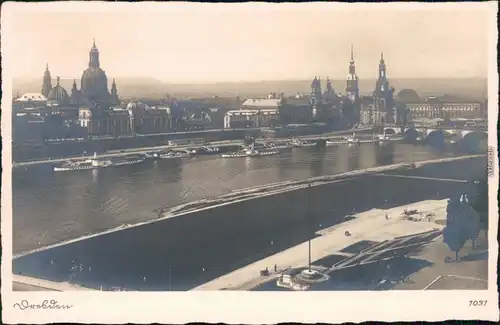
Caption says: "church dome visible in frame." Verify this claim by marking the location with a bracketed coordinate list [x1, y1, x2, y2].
[396, 89, 420, 103]
[47, 78, 69, 104]
[80, 40, 110, 102]
[81, 67, 109, 102]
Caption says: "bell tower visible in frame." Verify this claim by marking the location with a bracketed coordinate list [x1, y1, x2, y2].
[346, 45, 359, 104]
[41, 63, 52, 98]
[110, 78, 119, 105]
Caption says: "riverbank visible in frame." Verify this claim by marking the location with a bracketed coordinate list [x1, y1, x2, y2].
[193, 199, 449, 291]
[12, 155, 485, 291]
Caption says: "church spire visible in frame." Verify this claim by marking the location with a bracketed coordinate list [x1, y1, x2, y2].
[41, 62, 53, 97]
[89, 39, 100, 68]
[346, 45, 359, 104]
[379, 52, 387, 79]
[110, 77, 119, 105]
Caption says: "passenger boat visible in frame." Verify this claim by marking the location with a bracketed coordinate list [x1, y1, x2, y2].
[194, 146, 220, 155]
[159, 151, 191, 159]
[377, 134, 391, 145]
[346, 132, 360, 144]
[53, 153, 112, 172]
[262, 142, 291, 150]
[220, 145, 279, 158]
[254, 142, 291, 150]
[326, 139, 347, 146]
[289, 138, 317, 148]
[112, 155, 146, 166]
[144, 151, 163, 159]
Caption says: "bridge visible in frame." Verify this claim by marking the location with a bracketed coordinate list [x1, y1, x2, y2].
[383, 125, 487, 144]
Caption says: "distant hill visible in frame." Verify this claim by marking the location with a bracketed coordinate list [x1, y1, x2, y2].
[12, 77, 487, 101]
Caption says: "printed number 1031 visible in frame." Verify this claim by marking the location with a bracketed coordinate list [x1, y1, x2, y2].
[469, 300, 487, 307]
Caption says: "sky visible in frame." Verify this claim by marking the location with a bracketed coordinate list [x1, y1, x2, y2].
[3, 2, 493, 83]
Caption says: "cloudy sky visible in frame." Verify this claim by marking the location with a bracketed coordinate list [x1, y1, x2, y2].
[3, 2, 493, 83]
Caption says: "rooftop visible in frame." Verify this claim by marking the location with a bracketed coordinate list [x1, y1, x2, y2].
[241, 98, 281, 108]
[15, 93, 47, 102]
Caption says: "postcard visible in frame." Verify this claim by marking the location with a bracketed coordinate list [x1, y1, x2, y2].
[1, 1, 499, 323]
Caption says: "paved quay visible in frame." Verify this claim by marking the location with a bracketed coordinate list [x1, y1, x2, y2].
[192, 199, 448, 291]
[393, 230, 488, 290]
[13, 274, 94, 291]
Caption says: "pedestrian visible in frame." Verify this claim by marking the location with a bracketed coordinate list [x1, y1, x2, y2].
[385, 214, 389, 220]
[274, 264, 277, 272]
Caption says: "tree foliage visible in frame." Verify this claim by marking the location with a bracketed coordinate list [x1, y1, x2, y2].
[443, 194, 481, 261]
[471, 177, 488, 230]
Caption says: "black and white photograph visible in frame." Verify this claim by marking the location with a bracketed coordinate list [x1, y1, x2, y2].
[2, 1, 498, 323]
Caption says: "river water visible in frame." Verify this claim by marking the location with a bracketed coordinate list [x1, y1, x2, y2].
[13, 142, 460, 254]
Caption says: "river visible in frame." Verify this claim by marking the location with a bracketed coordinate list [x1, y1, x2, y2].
[13, 141, 463, 254]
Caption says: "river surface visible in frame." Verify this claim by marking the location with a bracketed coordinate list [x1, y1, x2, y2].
[13, 142, 460, 254]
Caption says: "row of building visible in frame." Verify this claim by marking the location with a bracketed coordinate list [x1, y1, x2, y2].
[13, 41, 487, 145]
[13, 40, 217, 143]
[222, 48, 486, 129]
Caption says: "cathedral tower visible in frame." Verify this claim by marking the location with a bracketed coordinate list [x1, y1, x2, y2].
[41, 63, 52, 98]
[375, 52, 389, 93]
[81, 39, 109, 103]
[372, 52, 395, 125]
[346, 45, 359, 104]
[110, 78, 119, 105]
[311, 76, 322, 98]
[89, 38, 100, 68]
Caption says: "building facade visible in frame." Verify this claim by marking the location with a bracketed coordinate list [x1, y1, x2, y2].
[360, 53, 395, 125]
[223, 97, 281, 128]
[403, 98, 483, 121]
[224, 109, 279, 128]
[22, 40, 173, 138]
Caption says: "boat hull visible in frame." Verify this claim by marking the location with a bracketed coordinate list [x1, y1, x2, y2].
[54, 157, 145, 172]
[220, 150, 280, 158]
[159, 154, 190, 160]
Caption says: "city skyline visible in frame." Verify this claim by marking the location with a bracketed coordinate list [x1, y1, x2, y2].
[4, 3, 490, 83]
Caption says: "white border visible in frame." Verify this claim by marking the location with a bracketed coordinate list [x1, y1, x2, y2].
[2, 2, 499, 323]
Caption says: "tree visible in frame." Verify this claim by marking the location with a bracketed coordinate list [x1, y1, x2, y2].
[443, 194, 481, 261]
[471, 177, 488, 238]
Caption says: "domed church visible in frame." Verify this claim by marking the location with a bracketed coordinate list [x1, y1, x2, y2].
[81, 39, 113, 103]
[40, 39, 119, 108]
[47, 76, 70, 106]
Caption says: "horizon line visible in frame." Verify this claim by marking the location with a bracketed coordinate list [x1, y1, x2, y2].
[13, 76, 488, 85]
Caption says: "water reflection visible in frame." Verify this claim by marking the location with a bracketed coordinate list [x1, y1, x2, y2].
[375, 142, 394, 166]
